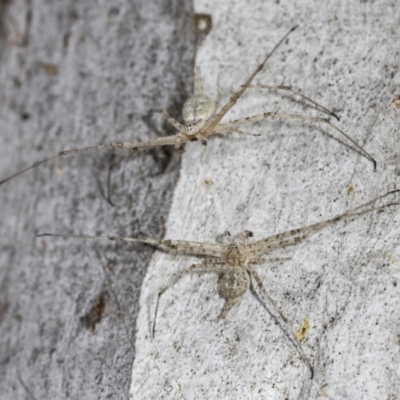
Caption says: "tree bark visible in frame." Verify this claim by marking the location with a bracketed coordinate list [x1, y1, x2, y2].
[0, 1, 196, 399]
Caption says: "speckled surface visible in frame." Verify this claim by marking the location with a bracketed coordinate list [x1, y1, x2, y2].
[129, 1, 400, 399]
[0, 0, 195, 399]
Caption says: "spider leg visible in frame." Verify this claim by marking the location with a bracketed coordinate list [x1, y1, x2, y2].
[249, 257, 292, 264]
[215, 111, 376, 169]
[153, 109, 199, 148]
[249, 84, 340, 120]
[248, 190, 400, 257]
[106, 149, 138, 206]
[152, 260, 227, 338]
[267, 113, 375, 168]
[199, 26, 298, 138]
[0, 136, 177, 186]
[37, 232, 223, 257]
[214, 115, 267, 133]
[247, 264, 314, 378]
[194, 65, 205, 95]
[233, 128, 261, 137]
[154, 109, 186, 132]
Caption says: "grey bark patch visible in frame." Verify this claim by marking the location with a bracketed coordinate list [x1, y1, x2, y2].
[0, 0, 196, 399]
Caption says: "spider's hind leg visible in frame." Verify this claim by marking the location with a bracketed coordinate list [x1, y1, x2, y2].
[249, 84, 340, 120]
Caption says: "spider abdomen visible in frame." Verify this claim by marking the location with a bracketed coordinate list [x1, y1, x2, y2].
[218, 268, 250, 306]
[182, 93, 215, 128]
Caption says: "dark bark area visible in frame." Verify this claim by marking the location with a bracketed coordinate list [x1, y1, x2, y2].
[0, 0, 196, 399]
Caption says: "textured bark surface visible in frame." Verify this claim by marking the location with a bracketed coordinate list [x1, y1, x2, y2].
[2, 1, 400, 399]
[0, 1, 196, 399]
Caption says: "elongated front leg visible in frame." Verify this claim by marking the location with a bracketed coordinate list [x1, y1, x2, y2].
[198, 26, 298, 137]
[0, 135, 177, 187]
[233, 128, 261, 137]
[248, 190, 400, 257]
[37, 232, 223, 257]
[249, 257, 292, 264]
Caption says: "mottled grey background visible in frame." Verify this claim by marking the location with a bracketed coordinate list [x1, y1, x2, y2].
[0, 0, 196, 399]
[2, 0, 400, 399]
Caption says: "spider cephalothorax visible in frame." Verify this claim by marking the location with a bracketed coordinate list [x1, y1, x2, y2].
[223, 241, 248, 267]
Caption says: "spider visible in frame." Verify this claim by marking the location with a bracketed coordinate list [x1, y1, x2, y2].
[38, 189, 400, 379]
[0, 26, 376, 203]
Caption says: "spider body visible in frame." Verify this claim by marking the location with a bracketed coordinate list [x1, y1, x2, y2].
[219, 231, 252, 318]
[0, 26, 376, 199]
[182, 66, 215, 133]
[218, 267, 250, 319]
[223, 240, 249, 267]
[38, 189, 400, 379]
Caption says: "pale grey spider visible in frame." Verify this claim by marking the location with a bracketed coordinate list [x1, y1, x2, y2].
[0, 26, 376, 203]
[39, 189, 400, 379]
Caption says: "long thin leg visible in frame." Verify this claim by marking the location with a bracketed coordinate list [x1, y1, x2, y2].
[247, 264, 314, 378]
[153, 109, 206, 147]
[194, 65, 205, 95]
[156, 107, 209, 145]
[249, 84, 340, 120]
[249, 257, 292, 264]
[0, 135, 178, 186]
[106, 110, 172, 205]
[233, 128, 261, 137]
[248, 190, 400, 257]
[152, 261, 227, 338]
[37, 232, 223, 257]
[154, 109, 186, 133]
[214, 111, 376, 169]
[199, 26, 298, 137]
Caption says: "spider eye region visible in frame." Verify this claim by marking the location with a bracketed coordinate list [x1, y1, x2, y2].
[224, 242, 248, 267]
[182, 94, 215, 125]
